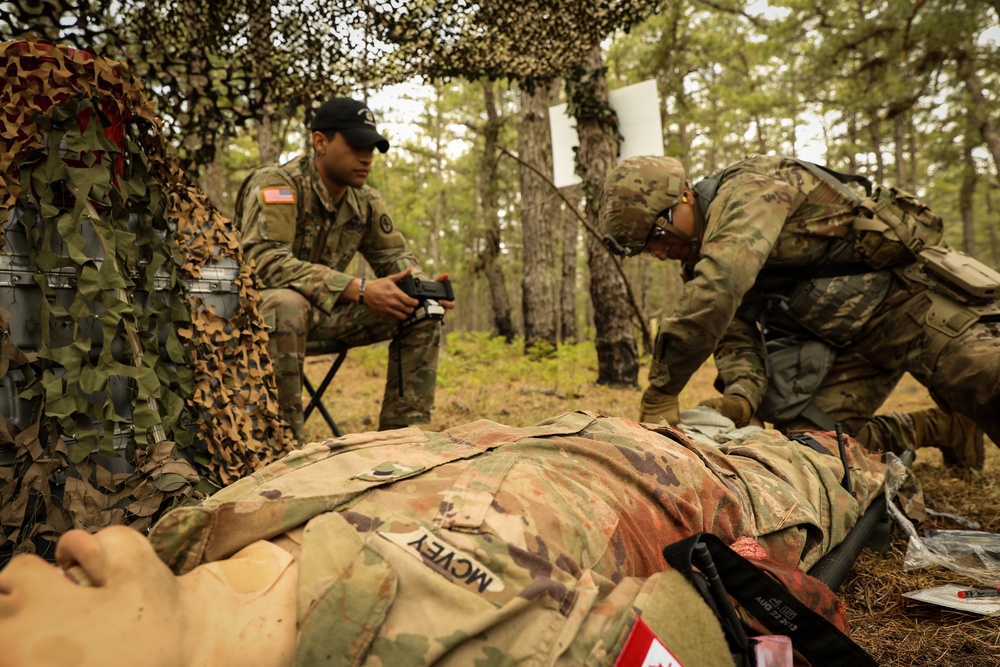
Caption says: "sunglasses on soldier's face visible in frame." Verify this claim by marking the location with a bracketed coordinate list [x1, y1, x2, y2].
[602, 207, 675, 258]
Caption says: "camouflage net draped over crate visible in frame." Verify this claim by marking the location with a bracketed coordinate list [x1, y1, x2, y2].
[0, 0, 659, 170]
[0, 42, 294, 558]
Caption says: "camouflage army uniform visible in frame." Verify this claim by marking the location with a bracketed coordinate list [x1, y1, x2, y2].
[236, 155, 441, 437]
[149, 411, 885, 667]
[712, 326, 984, 466]
[641, 155, 1000, 452]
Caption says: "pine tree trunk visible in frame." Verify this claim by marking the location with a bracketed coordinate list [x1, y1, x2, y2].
[568, 46, 639, 386]
[518, 82, 559, 355]
[250, 0, 277, 167]
[893, 115, 907, 189]
[959, 51, 1000, 181]
[429, 83, 445, 273]
[477, 80, 516, 342]
[560, 186, 581, 344]
[257, 115, 278, 166]
[960, 111, 979, 257]
[198, 151, 225, 213]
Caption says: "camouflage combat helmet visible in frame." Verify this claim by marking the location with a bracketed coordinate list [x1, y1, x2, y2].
[600, 156, 690, 257]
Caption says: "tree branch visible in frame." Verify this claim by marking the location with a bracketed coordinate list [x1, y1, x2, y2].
[499, 145, 653, 352]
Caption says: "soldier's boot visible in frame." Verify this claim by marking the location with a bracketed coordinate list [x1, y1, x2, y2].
[855, 409, 984, 469]
[908, 408, 984, 469]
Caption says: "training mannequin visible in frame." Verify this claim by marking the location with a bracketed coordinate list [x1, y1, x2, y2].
[0, 412, 886, 667]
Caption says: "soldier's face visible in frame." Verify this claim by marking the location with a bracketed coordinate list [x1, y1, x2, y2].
[645, 197, 698, 262]
[0, 527, 185, 667]
[314, 131, 375, 190]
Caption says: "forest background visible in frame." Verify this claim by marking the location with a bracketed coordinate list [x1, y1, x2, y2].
[5, 0, 1000, 387]
[4, 1, 1000, 663]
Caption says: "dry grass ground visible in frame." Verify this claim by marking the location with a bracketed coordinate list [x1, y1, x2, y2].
[303, 333, 1000, 666]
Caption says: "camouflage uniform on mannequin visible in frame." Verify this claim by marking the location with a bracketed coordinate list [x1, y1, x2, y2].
[141, 412, 884, 667]
[599, 155, 999, 467]
[1, 413, 887, 665]
[236, 98, 450, 439]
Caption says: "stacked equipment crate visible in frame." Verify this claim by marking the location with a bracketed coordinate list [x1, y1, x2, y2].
[0, 42, 294, 562]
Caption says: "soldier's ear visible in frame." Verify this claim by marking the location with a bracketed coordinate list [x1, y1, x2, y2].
[312, 131, 327, 154]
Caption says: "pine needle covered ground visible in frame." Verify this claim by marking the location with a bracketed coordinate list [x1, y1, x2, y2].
[304, 332, 1000, 666]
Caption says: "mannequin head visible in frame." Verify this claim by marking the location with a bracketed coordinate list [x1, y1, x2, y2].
[0, 527, 297, 667]
[0, 527, 187, 667]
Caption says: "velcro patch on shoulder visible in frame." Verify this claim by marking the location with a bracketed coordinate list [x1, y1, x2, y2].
[613, 617, 685, 667]
[262, 186, 296, 204]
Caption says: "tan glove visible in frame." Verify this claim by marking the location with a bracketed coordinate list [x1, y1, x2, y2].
[639, 387, 680, 424]
[698, 395, 753, 427]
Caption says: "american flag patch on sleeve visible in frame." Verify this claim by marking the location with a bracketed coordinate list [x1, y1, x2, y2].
[262, 187, 295, 204]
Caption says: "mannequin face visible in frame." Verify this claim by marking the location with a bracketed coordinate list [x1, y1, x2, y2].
[0, 527, 186, 667]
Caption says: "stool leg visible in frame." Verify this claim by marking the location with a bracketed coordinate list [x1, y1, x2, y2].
[303, 351, 347, 437]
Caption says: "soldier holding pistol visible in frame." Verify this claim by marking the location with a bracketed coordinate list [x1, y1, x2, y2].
[235, 97, 453, 439]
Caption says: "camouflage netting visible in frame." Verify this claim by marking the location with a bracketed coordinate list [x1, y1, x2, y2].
[0, 41, 294, 560]
[0, 0, 660, 170]
[0, 0, 659, 560]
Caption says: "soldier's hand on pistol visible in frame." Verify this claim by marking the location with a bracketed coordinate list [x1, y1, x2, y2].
[639, 387, 680, 424]
[363, 269, 420, 320]
[434, 273, 456, 310]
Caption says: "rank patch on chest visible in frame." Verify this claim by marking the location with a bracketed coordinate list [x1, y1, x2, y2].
[380, 527, 505, 594]
[262, 187, 295, 204]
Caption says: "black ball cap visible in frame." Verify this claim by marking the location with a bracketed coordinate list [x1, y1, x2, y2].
[310, 97, 390, 153]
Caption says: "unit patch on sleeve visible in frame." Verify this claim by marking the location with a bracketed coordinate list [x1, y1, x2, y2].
[262, 186, 296, 204]
[379, 213, 394, 234]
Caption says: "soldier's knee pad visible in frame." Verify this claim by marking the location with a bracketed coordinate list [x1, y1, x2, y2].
[398, 317, 442, 344]
[260, 288, 311, 333]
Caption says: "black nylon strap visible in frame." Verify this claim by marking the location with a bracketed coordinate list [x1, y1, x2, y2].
[788, 433, 835, 456]
[663, 533, 877, 667]
[757, 261, 874, 281]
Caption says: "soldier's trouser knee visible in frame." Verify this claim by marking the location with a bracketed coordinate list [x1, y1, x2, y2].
[929, 322, 1000, 446]
[853, 290, 1000, 447]
[266, 289, 444, 434]
[778, 353, 901, 434]
[806, 353, 901, 424]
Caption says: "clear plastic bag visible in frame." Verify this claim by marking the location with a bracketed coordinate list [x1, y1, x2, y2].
[883, 453, 1000, 587]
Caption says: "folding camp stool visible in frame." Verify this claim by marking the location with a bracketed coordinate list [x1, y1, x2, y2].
[303, 340, 349, 437]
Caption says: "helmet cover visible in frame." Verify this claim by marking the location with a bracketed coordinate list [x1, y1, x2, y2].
[599, 156, 687, 256]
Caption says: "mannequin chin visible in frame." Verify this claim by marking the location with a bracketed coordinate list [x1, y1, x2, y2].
[0, 527, 297, 667]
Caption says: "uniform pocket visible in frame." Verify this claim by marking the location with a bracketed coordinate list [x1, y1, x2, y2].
[434, 452, 520, 531]
[784, 270, 892, 345]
